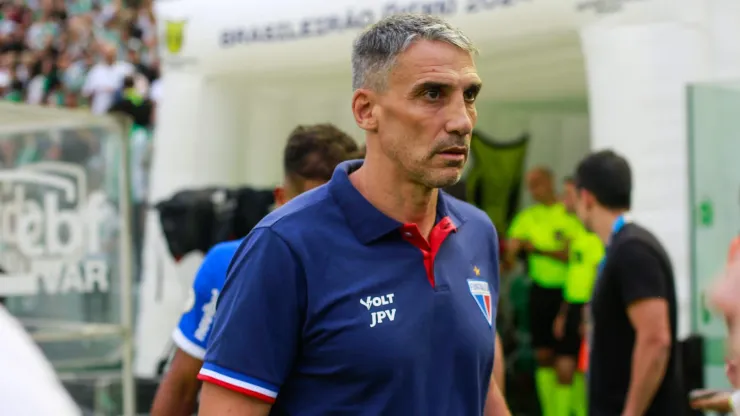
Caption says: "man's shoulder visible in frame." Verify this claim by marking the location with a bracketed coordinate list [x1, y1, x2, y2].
[612, 223, 666, 256]
[609, 223, 674, 275]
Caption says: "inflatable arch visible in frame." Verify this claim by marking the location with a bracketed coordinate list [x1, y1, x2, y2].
[135, 0, 740, 376]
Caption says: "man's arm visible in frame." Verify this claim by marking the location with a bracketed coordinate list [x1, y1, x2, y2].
[493, 333, 505, 394]
[623, 299, 671, 416]
[150, 349, 202, 416]
[553, 302, 569, 340]
[618, 242, 673, 416]
[151, 243, 233, 415]
[200, 383, 271, 416]
[528, 245, 569, 263]
[198, 228, 303, 415]
[484, 376, 511, 416]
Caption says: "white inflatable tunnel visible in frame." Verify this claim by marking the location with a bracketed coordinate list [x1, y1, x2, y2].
[135, 0, 740, 376]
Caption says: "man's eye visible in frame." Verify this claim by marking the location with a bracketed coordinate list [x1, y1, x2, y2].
[424, 89, 441, 100]
[464, 89, 478, 102]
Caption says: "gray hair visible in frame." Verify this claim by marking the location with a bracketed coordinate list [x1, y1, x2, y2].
[351, 13, 478, 91]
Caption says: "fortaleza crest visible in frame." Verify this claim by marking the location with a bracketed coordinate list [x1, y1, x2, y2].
[467, 279, 492, 327]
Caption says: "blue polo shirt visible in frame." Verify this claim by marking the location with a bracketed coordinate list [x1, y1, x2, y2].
[171, 240, 242, 360]
[199, 160, 501, 415]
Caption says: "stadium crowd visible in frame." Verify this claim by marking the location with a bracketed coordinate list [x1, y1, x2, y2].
[0, 0, 160, 112]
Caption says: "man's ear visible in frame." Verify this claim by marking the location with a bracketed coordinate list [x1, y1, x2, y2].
[352, 88, 378, 132]
[579, 188, 595, 209]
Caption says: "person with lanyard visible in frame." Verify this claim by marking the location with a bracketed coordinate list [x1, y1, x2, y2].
[149, 124, 360, 415]
[197, 13, 510, 416]
[552, 177, 604, 416]
[506, 166, 580, 416]
[573, 150, 681, 415]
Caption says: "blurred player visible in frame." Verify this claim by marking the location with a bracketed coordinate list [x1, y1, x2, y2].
[150, 124, 359, 416]
[506, 167, 578, 416]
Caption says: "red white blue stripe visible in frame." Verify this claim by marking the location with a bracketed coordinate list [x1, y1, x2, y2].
[198, 362, 279, 403]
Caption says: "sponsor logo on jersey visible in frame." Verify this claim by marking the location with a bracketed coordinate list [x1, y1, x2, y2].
[360, 293, 396, 328]
[194, 289, 219, 342]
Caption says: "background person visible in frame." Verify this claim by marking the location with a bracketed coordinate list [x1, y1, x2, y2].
[505, 166, 577, 416]
[150, 123, 360, 416]
[574, 149, 682, 416]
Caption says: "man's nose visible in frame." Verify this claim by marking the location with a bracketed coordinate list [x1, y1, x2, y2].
[444, 96, 474, 137]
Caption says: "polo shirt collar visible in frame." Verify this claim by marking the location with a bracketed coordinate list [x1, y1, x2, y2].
[328, 160, 466, 244]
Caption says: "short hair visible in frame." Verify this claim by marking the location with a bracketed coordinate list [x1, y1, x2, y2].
[574, 150, 632, 210]
[283, 124, 359, 182]
[351, 13, 477, 91]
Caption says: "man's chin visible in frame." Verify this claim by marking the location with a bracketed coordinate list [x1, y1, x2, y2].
[422, 170, 463, 189]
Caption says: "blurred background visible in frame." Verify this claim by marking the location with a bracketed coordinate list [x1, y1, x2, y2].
[0, 0, 739, 414]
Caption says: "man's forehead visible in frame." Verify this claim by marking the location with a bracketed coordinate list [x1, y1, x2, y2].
[391, 40, 480, 86]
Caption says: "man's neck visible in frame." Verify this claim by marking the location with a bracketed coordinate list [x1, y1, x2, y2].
[593, 209, 628, 245]
[350, 154, 438, 237]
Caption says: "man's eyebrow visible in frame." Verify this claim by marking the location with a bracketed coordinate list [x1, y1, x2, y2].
[410, 80, 483, 95]
[411, 81, 453, 94]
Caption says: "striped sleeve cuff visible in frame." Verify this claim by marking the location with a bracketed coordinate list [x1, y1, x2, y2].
[171, 328, 206, 360]
[197, 362, 279, 403]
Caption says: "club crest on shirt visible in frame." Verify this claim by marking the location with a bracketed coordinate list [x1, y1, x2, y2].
[467, 279, 492, 327]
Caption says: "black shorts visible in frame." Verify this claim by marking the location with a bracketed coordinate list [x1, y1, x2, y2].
[555, 303, 584, 357]
[529, 283, 563, 349]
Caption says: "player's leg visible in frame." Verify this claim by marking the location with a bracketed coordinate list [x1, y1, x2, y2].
[529, 284, 559, 416]
[552, 303, 583, 416]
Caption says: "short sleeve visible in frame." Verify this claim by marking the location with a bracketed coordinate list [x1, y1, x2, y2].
[172, 246, 228, 360]
[507, 211, 529, 240]
[615, 241, 668, 306]
[198, 228, 305, 404]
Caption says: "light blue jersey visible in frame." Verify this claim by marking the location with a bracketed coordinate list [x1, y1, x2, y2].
[172, 240, 242, 360]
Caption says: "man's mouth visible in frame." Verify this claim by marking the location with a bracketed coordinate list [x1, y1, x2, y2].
[438, 146, 468, 160]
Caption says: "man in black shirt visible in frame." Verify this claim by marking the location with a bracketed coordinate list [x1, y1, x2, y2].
[573, 150, 682, 415]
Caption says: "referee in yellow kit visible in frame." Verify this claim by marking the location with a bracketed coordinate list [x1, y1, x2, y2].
[506, 167, 580, 416]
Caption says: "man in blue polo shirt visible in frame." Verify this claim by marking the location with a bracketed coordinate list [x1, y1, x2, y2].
[149, 124, 360, 415]
[198, 13, 509, 416]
